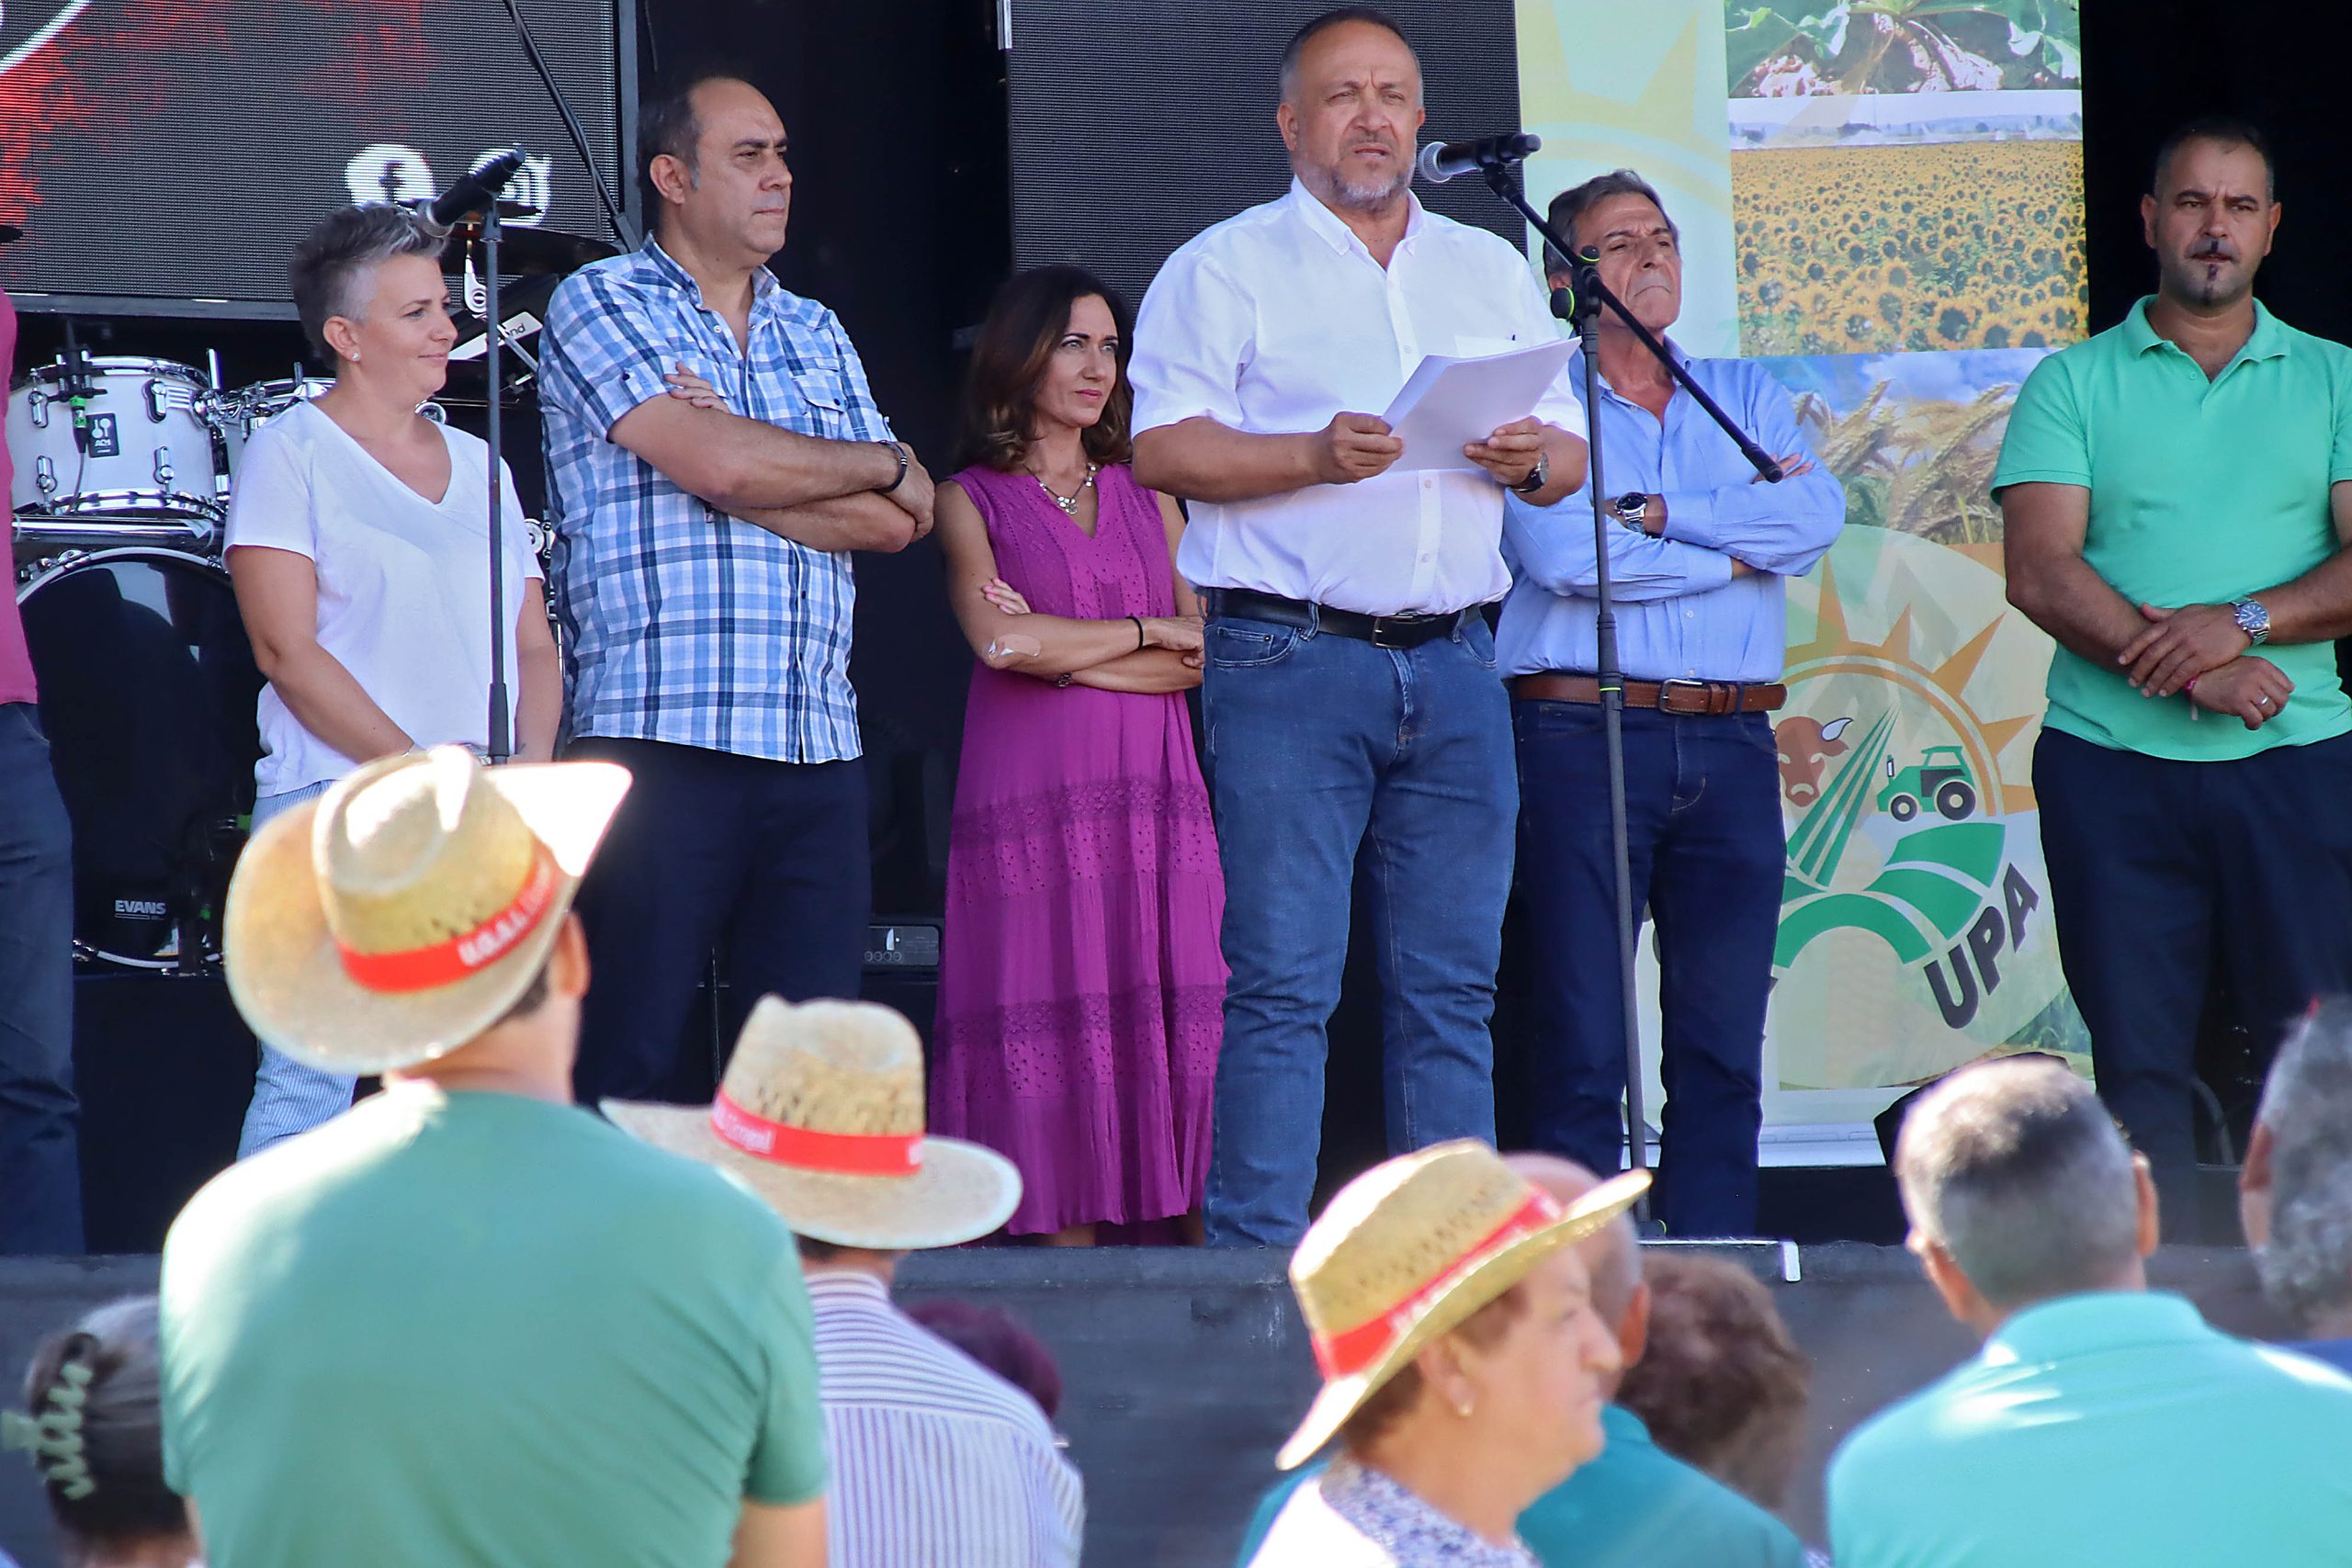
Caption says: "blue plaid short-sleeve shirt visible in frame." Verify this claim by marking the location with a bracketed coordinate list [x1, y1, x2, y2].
[539, 239, 889, 762]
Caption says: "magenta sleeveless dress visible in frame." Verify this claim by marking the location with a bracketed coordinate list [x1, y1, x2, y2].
[930, 462, 1227, 1235]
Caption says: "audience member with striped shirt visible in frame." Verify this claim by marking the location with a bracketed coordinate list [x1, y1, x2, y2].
[605, 995, 1086, 1567]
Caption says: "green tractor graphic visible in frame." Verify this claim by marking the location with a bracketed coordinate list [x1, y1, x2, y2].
[1877, 744, 1978, 824]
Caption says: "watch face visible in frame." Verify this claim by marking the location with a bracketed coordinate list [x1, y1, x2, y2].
[1614, 492, 1646, 517]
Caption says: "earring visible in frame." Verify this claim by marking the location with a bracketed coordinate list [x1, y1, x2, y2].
[1452, 1396, 1475, 1419]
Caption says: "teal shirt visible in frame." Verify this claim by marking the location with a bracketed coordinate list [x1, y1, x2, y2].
[1235, 1404, 1808, 1568]
[1828, 1291, 2352, 1568]
[1992, 298, 2352, 761]
[162, 1087, 829, 1568]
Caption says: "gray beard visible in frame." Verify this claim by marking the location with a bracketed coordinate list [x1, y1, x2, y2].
[1315, 158, 1409, 214]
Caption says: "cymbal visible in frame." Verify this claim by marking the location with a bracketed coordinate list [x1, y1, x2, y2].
[440, 220, 617, 277]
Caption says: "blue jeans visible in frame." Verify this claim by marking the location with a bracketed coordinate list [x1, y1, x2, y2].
[0, 703, 82, 1254]
[1201, 610, 1516, 1247]
[1514, 700, 1783, 1236]
[237, 779, 355, 1156]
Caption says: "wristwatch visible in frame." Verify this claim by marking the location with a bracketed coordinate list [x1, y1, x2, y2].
[2232, 597, 2272, 647]
[1611, 491, 1651, 532]
[1513, 451, 1552, 495]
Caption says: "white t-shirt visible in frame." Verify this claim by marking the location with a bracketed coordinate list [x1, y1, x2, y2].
[1130, 180, 1586, 616]
[224, 399, 541, 795]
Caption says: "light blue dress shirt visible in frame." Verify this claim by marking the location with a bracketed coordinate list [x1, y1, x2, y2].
[1496, 348, 1845, 682]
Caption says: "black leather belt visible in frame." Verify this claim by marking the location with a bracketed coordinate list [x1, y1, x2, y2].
[1208, 588, 1465, 649]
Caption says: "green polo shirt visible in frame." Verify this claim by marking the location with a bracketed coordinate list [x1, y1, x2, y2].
[1992, 298, 2352, 761]
[1235, 1404, 1808, 1567]
[1828, 1291, 2352, 1567]
[161, 1086, 829, 1568]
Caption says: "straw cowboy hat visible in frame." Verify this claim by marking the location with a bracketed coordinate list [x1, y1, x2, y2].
[603, 996, 1023, 1251]
[223, 745, 631, 1075]
[1276, 1141, 1650, 1471]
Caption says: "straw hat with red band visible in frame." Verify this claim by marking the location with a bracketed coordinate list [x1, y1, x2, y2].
[221, 746, 631, 1075]
[602, 995, 1022, 1251]
[1274, 1142, 1649, 1472]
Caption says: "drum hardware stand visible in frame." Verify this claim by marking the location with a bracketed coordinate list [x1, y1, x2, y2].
[1463, 146, 1785, 1222]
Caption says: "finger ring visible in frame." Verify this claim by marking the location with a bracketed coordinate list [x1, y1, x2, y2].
[2259, 694, 2273, 705]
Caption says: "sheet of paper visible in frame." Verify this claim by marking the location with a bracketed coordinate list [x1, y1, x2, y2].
[1379, 339, 1577, 473]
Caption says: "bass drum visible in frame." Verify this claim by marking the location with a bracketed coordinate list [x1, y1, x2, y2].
[14, 544, 263, 968]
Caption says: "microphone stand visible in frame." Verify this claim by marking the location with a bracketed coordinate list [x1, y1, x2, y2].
[1472, 158, 1784, 1221]
[484, 204, 512, 762]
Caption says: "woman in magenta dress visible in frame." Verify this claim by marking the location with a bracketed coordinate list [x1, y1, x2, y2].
[931, 265, 1226, 1244]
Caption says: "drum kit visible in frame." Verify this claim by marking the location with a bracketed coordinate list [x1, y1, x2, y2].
[6, 216, 613, 973]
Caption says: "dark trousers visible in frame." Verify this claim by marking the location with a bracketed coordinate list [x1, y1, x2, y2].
[2036, 728, 2352, 1189]
[1514, 701, 1784, 1236]
[567, 738, 869, 1104]
[0, 703, 82, 1254]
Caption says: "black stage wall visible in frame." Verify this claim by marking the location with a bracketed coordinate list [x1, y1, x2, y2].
[0, 1243, 2295, 1568]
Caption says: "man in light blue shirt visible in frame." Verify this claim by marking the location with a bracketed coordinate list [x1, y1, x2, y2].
[1232, 1155, 1810, 1568]
[1830, 1055, 2352, 1567]
[1498, 171, 1844, 1236]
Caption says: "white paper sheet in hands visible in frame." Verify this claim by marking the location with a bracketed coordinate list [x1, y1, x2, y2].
[1380, 339, 1577, 474]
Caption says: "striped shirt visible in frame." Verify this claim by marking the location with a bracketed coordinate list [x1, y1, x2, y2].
[539, 238, 890, 762]
[807, 1270, 1084, 1568]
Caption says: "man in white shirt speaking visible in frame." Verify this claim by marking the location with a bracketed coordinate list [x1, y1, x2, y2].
[1130, 6, 1589, 1247]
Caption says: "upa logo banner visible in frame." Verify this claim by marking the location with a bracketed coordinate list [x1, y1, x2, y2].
[1763, 512, 2089, 1116]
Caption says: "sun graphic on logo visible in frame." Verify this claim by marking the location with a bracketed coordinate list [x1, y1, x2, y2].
[1761, 527, 2078, 1090]
[1781, 547, 2041, 831]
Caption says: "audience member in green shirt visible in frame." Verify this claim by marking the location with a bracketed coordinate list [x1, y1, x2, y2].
[1829, 1057, 2352, 1567]
[1996, 115, 2352, 1215]
[1236, 1156, 1810, 1568]
[160, 749, 831, 1568]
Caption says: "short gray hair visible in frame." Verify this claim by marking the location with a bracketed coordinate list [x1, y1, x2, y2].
[1277, 6, 1417, 104]
[1544, 169, 1677, 275]
[1894, 1057, 2140, 1309]
[288, 204, 446, 362]
[2254, 998, 2352, 1325]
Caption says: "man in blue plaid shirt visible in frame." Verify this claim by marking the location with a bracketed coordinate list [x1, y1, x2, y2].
[540, 71, 933, 1103]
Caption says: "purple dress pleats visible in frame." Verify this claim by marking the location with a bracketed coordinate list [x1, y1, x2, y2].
[931, 462, 1227, 1235]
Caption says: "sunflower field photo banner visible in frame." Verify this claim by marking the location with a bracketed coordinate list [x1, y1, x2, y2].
[1514, 0, 2090, 1142]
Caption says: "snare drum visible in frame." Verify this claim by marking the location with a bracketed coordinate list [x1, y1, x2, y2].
[6, 357, 224, 523]
[14, 542, 264, 967]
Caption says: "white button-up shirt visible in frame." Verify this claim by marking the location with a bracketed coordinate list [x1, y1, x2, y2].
[1132, 179, 1585, 616]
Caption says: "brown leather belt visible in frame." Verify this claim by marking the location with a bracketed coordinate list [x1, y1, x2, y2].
[1510, 672, 1786, 715]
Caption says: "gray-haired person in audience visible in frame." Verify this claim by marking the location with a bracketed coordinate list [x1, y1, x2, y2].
[2240, 995, 2352, 1375]
[4, 1295, 200, 1568]
[1829, 1055, 2352, 1567]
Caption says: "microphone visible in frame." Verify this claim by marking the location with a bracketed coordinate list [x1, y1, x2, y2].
[1415, 132, 1542, 185]
[61, 318, 98, 457]
[428, 148, 529, 228]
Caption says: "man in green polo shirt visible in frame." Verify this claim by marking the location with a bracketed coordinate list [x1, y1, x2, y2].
[160, 750, 830, 1567]
[1828, 1056, 2352, 1567]
[1232, 1154, 1810, 1568]
[1996, 115, 2352, 1211]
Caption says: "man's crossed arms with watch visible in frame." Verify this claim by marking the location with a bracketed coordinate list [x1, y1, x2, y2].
[2117, 589, 2301, 729]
